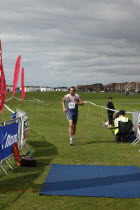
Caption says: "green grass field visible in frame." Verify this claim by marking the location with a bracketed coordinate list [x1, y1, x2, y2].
[0, 92, 140, 210]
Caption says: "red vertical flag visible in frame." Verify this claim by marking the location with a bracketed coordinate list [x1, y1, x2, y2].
[12, 55, 21, 97]
[21, 67, 25, 101]
[0, 40, 6, 113]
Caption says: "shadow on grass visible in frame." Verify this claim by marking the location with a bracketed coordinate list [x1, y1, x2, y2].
[77, 140, 133, 145]
[0, 134, 58, 209]
[77, 140, 115, 145]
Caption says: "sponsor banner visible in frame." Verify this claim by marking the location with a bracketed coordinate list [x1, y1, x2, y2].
[0, 123, 18, 161]
[12, 55, 21, 97]
[0, 40, 6, 113]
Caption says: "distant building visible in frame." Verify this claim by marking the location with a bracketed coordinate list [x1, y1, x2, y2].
[6, 85, 12, 92]
[76, 83, 104, 92]
[104, 83, 116, 92]
[6, 82, 140, 93]
[124, 82, 140, 92]
[114, 82, 128, 92]
[25, 86, 40, 92]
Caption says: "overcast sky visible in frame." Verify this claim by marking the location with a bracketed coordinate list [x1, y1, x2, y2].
[1, 0, 140, 87]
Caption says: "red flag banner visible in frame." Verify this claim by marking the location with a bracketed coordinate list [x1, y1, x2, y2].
[12, 55, 21, 97]
[21, 67, 25, 100]
[0, 41, 6, 113]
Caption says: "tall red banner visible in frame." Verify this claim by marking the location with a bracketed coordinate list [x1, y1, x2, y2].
[21, 67, 25, 100]
[0, 41, 6, 113]
[12, 55, 21, 97]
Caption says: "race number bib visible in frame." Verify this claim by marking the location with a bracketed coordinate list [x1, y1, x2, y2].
[69, 102, 75, 109]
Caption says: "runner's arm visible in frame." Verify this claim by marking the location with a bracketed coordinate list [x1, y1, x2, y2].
[62, 96, 67, 112]
[77, 95, 84, 105]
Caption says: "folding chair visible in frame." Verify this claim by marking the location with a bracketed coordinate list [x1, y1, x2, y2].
[110, 120, 134, 143]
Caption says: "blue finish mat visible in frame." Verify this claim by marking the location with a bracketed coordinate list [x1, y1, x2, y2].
[40, 164, 140, 198]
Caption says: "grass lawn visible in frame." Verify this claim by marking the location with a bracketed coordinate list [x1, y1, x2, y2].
[0, 91, 140, 210]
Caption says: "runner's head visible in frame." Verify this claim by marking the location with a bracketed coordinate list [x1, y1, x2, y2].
[69, 86, 76, 95]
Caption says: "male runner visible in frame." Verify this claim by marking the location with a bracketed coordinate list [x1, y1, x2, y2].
[62, 86, 84, 145]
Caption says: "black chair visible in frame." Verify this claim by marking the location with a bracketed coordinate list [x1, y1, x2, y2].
[110, 120, 134, 143]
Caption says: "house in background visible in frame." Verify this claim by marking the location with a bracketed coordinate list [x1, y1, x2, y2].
[6, 82, 140, 93]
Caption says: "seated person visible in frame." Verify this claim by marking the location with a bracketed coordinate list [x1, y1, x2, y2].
[113, 110, 133, 142]
[114, 110, 128, 135]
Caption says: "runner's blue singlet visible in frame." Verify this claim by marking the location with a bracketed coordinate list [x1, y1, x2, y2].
[66, 94, 79, 123]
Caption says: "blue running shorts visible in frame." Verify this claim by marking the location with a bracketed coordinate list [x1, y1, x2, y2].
[66, 111, 78, 123]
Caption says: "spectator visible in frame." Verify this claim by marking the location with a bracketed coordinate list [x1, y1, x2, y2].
[107, 97, 115, 127]
[101, 97, 116, 127]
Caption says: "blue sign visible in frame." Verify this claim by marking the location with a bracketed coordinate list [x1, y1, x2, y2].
[0, 123, 18, 161]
